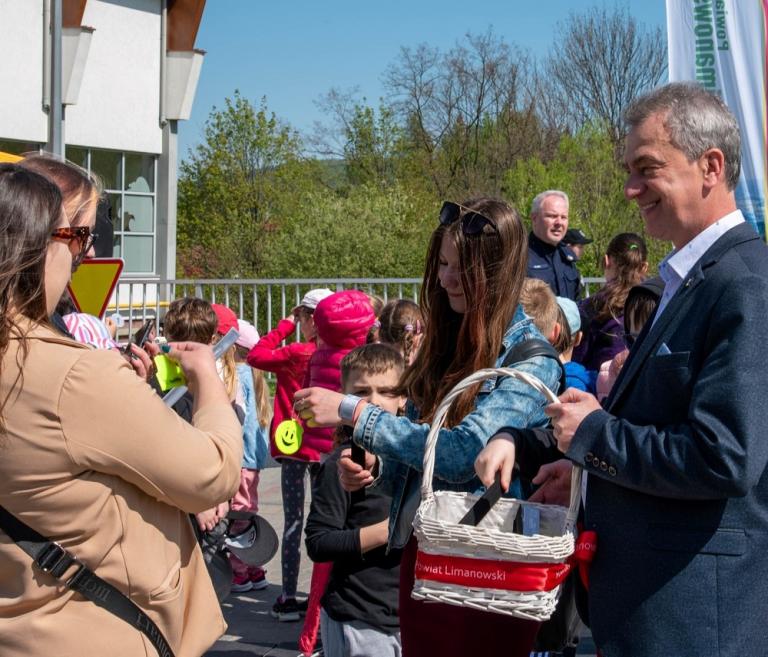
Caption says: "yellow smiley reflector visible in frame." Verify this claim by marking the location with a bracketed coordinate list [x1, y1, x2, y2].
[275, 419, 303, 455]
[153, 354, 186, 392]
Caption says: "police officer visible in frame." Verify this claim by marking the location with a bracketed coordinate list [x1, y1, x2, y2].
[527, 190, 580, 300]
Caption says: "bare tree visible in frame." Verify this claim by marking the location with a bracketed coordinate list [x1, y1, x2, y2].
[383, 30, 542, 197]
[543, 7, 667, 144]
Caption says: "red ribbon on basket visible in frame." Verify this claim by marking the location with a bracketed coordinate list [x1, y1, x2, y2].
[572, 529, 597, 590]
[414, 530, 598, 593]
[415, 550, 571, 591]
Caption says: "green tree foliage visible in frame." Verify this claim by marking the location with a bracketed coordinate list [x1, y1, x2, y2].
[504, 125, 667, 277]
[177, 92, 315, 277]
[312, 90, 404, 189]
[261, 182, 435, 278]
[178, 8, 671, 281]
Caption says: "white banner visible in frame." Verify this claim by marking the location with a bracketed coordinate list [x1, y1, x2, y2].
[666, 0, 767, 236]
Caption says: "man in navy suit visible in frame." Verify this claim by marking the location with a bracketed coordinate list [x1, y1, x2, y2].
[549, 83, 768, 655]
[478, 82, 768, 656]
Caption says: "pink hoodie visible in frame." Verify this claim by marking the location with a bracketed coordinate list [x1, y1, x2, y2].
[300, 290, 376, 460]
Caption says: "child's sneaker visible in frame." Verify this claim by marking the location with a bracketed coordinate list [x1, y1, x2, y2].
[231, 572, 254, 593]
[270, 596, 301, 622]
[249, 569, 269, 591]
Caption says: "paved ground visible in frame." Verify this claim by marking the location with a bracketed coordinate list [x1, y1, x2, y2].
[206, 461, 310, 657]
[205, 463, 597, 657]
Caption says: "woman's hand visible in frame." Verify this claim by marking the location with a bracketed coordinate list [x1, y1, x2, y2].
[338, 447, 376, 491]
[164, 342, 229, 409]
[165, 341, 217, 380]
[474, 433, 516, 492]
[123, 341, 160, 381]
[194, 500, 229, 533]
[293, 387, 349, 427]
[195, 506, 220, 532]
[528, 459, 573, 506]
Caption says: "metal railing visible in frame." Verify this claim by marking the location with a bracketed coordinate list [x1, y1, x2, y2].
[110, 278, 423, 338]
[110, 276, 606, 339]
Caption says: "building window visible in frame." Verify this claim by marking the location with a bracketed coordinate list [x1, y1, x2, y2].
[0, 139, 41, 156]
[66, 146, 157, 275]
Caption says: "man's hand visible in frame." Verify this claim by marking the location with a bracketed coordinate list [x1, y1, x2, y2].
[545, 388, 602, 452]
[528, 459, 573, 506]
[474, 433, 516, 491]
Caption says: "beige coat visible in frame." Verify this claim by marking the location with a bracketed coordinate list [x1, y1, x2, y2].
[0, 323, 243, 657]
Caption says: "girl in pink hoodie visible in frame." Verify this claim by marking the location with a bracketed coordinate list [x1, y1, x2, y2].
[296, 290, 375, 645]
[246, 288, 333, 620]
[257, 289, 375, 621]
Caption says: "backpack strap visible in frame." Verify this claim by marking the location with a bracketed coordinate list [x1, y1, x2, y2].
[500, 338, 566, 395]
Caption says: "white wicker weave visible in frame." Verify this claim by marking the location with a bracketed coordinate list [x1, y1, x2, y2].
[411, 367, 583, 621]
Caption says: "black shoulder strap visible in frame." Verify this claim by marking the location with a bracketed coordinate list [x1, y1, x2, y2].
[0, 505, 176, 657]
[500, 338, 566, 395]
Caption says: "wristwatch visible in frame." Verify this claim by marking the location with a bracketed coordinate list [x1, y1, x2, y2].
[338, 394, 362, 423]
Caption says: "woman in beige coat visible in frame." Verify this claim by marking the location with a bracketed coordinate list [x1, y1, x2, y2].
[0, 164, 243, 656]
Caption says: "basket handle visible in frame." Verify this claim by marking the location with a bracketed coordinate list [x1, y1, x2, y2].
[420, 367, 583, 530]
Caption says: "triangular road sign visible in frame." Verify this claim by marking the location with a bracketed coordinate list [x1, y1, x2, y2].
[67, 258, 124, 319]
[0, 151, 22, 163]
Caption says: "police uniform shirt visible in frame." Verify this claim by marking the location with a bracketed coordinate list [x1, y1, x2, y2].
[526, 232, 581, 301]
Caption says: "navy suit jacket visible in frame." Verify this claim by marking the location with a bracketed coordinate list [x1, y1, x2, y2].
[567, 222, 768, 657]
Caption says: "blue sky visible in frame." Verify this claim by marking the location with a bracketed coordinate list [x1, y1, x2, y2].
[178, 1, 667, 160]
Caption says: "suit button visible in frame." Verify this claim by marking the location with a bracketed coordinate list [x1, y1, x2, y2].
[608, 466, 617, 476]
[600, 461, 608, 471]
[592, 457, 601, 468]
[585, 452, 594, 465]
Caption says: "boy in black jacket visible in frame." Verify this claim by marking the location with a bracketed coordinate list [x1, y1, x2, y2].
[305, 344, 405, 657]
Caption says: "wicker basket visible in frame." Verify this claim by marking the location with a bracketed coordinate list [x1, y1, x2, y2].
[411, 367, 582, 621]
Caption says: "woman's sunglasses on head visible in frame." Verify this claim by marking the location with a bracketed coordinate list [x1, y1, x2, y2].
[439, 201, 497, 235]
[51, 226, 97, 262]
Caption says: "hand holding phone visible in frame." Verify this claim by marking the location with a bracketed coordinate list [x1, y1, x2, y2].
[123, 318, 155, 354]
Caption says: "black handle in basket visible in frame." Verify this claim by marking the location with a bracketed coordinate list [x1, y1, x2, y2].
[459, 473, 503, 526]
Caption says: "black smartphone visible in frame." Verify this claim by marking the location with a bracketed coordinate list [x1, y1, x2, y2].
[123, 318, 155, 354]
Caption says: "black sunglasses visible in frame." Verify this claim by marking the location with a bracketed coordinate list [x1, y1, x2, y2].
[439, 201, 497, 235]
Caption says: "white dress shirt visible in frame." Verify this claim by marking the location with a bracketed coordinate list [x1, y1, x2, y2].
[652, 210, 745, 327]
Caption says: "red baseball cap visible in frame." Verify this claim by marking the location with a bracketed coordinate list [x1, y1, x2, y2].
[211, 303, 238, 335]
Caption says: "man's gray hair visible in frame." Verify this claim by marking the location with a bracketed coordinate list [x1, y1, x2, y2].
[623, 82, 741, 190]
[531, 190, 569, 217]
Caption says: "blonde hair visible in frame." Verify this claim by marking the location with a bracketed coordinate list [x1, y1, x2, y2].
[213, 338, 238, 400]
[520, 278, 559, 339]
[18, 154, 100, 229]
[235, 344, 271, 429]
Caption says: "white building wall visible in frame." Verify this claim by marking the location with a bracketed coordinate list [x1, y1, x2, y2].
[67, 0, 162, 154]
[0, 0, 48, 143]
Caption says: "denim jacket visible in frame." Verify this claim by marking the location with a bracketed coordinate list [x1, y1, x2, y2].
[352, 305, 560, 549]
